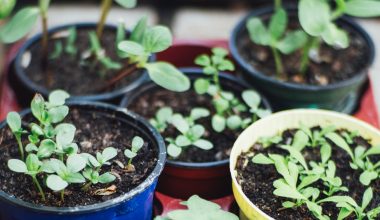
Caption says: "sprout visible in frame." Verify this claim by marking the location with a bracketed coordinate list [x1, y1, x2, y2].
[124, 136, 144, 171]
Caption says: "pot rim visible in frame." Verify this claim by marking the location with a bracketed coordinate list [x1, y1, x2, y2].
[0, 101, 166, 214]
[229, 109, 380, 219]
[229, 6, 376, 92]
[12, 22, 153, 102]
[121, 67, 272, 169]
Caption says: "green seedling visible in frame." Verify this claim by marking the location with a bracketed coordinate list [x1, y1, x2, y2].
[165, 108, 213, 158]
[124, 136, 144, 170]
[8, 154, 46, 201]
[246, 5, 307, 77]
[258, 134, 282, 148]
[319, 187, 380, 220]
[154, 195, 239, 220]
[150, 107, 173, 132]
[0, 0, 16, 19]
[349, 145, 380, 186]
[298, 0, 380, 73]
[50, 27, 78, 60]
[43, 154, 87, 201]
[81, 147, 118, 190]
[194, 48, 270, 133]
[6, 112, 27, 160]
[113, 17, 190, 92]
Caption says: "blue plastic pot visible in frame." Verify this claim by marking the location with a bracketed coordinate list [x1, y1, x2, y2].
[9, 23, 154, 107]
[0, 102, 166, 220]
[230, 7, 375, 114]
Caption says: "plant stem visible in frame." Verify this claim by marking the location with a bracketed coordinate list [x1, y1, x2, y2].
[81, 182, 92, 191]
[128, 158, 132, 166]
[96, 0, 112, 39]
[271, 46, 283, 78]
[299, 37, 320, 75]
[98, 63, 138, 91]
[213, 72, 221, 94]
[32, 176, 46, 202]
[331, 0, 346, 20]
[60, 190, 65, 202]
[15, 135, 24, 161]
[39, 0, 51, 86]
[274, 0, 282, 10]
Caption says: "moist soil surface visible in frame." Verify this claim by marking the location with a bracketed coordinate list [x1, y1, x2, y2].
[24, 27, 143, 95]
[235, 127, 380, 220]
[127, 84, 252, 163]
[0, 107, 158, 207]
[238, 18, 370, 86]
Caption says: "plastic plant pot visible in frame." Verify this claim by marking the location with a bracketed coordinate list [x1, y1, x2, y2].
[9, 23, 153, 107]
[121, 68, 272, 199]
[0, 102, 166, 220]
[229, 109, 380, 220]
[230, 7, 375, 114]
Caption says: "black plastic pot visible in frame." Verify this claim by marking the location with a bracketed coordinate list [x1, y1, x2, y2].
[120, 68, 272, 199]
[230, 7, 375, 114]
[0, 102, 166, 220]
[9, 23, 153, 108]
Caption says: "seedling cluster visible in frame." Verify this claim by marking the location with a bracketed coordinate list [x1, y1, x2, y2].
[246, 0, 380, 79]
[154, 195, 239, 220]
[6, 90, 145, 202]
[251, 124, 380, 220]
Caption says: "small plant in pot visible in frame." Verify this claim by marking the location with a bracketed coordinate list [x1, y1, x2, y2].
[230, 109, 380, 220]
[0, 90, 166, 220]
[0, 0, 189, 106]
[230, 0, 379, 113]
[120, 47, 272, 199]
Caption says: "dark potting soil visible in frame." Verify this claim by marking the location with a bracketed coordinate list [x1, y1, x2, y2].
[23, 27, 143, 95]
[128, 87, 249, 163]
[235, 127, 380, 219]
[0, 107, 158, 207]
[237, 19, 370, 86]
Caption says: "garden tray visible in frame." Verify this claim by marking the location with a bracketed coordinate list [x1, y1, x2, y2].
[1, 39, 379, 218]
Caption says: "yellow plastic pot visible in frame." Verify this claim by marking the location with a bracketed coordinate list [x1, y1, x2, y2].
[229, 109, 380, 220]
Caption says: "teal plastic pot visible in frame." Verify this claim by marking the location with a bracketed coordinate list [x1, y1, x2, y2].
[230, 7, 375, 114]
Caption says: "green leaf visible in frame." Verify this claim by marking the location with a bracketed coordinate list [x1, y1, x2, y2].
[26, 143, 38, 152]
[298, 0, 330, 36]
[99, 172, 116, 183]
[0, 7, 39, 43]
[318, 196, 358, 208]
[246, 17, 269, 46]
[325, 132, 354, 159]
[364, 145, 380, 157]
[26, 154, 42, 173]
[65, 172, 85, 183]
[212, 47, 228, 57]
[114, 0, 137, 8]
[31, 94, 45, 122]
[186, 195, 221, 211]
[321, 23, 349, 48]
[49, 41, 62, 60]
[190, 125, 205, 140]
[276, 30, 308, 54]
[338, 208, 353, 220]
[345, 0, 380, 17]
[175, 135, 192, 147]
[194, 78, 210, 95]
[143, 26, 172, 53]
[226, 115, 242, 130]
[48, 90, 70, 107]
[6, 112, 21, 132]
[82, 153, 101, 167]
[359, 170, 378, 186]
[214, 98, 229, 114]
[48, 106, 69, 123]
[156, 107, 173, 123]
[130, 16, 147, 43]
[273, 179, 305, 200]
[193, 139, 213, 150]
[362, 187, 373, 210]
[37, 139, 56, 158]
[281, 145, 308, 170]
[46, 175, 68, 191]
[145, 62, 190, 92]
[190, 108, 210, 121]
[298, 175, 319, 190]
[195, 54, 211, 66]
[167, 144, 182, 158]
[0, 0, 16, 19]
[65, 27, 77, 55]
[242, 90, 261, 108]
[269, 8, 287, 40]
[102, 147, 118, 162]
[212, 115, 226, 133]
[118, 40, 145, 56]
[42, 158, 66, 175]
[131, 136, 144, 152]
[56, 123, 76, 147]
[321, 143, 332, 164]
[252, 153, 274, 165]
[171, 114, 190, 134]
[292, 130, 309, 151]
[124, 149, 137, 159]
[8, 159, 27, 173]
[66, 154, 87, 173]
[218, 60, 235, 71]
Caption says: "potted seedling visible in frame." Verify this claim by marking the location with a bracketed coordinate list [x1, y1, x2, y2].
[0, 90, 166, 220]
[154, 195, 239, 220]
[1, 0, 189, 106]
[230, 0, 379, 113]
[230, 109, 380, 219]
[120, 47, 271, 199]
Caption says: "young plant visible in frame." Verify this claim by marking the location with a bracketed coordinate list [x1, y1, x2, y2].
[6, 112, 27, 160]
[349, 145, 380, 186]
[194, 47, 270, 133]
[154, 195, 239, 220]
[149, 107, 173, 133]
[164, 108, 213, 158]
[298, 0, 380, 73]
[124, 136, 144, 171]
[81, 147, 118, 190]
[43, 154, 87, 201]
[50, 27, 78, 60]
[246, 5, 307, 77]
[8, 154, 46, 201]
